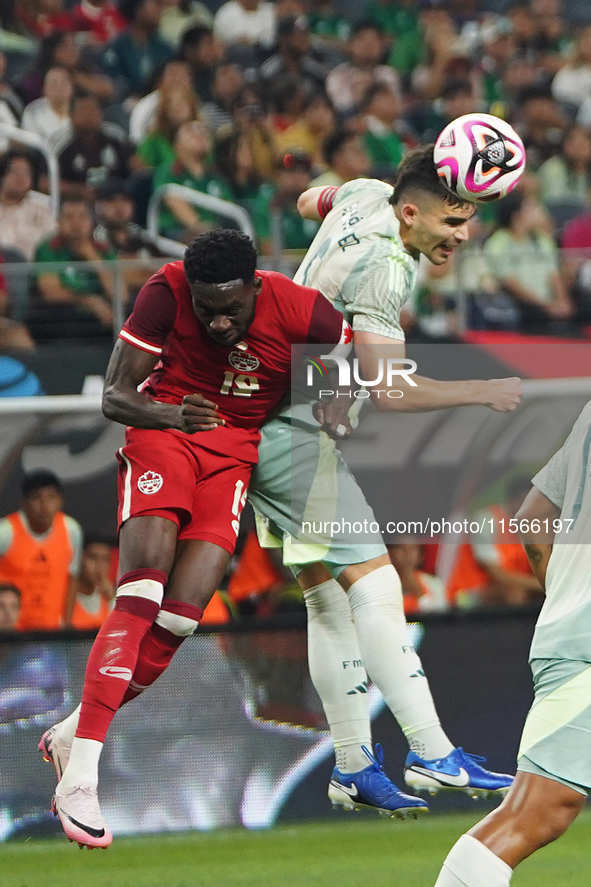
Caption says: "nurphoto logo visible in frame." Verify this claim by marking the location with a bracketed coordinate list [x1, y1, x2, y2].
[306, 356, 417, 399]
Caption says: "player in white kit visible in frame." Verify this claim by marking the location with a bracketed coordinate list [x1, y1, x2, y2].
[434, 399, 591, 886]
[249, 147, 520, 814]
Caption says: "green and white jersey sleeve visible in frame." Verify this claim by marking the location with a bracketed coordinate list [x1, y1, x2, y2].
[294, 177, 418, 340]
[529, 400, 591, 663]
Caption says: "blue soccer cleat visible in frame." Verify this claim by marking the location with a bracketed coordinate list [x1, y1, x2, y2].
[329, 744, 429, 819]
[404, 747, 514, 799]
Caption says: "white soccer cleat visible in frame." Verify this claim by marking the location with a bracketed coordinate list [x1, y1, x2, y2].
[39, 725, 71, 785]
[52, 783, 113, 849]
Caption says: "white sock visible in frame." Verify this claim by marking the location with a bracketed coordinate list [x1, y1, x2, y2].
[304, 579, 373, 773]
[58, 737, 103, 792]
[57, 704, 81, 745]
[434, 835, 512, 887]
[347, 565, 454, 760]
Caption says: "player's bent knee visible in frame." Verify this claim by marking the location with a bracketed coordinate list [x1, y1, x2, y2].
[515, 794, 585, 851]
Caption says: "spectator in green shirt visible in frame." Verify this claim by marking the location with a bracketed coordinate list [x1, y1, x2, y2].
[214, 126, 272, 220]
[309, 129, 370, 188]
[133, 84, 201, 169]
[152, 119, 232, 240]
[29, 195, 118, 341]
[358, 81, 417, 167]
[483, 190, 574, 335]
[252, 151, 319, 255]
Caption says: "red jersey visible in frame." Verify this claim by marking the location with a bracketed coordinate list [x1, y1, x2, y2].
[71, 0, 126, 43]
[119, 263, 350, 463]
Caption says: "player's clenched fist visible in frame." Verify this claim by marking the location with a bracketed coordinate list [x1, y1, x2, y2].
[179, 393, 226, 432]
[484, 377, 522, 412]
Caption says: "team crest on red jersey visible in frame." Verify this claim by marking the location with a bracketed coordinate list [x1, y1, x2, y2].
[228, 350, 260, 372]
[340, 320, 352, 344]
[137, 470, 163, 494]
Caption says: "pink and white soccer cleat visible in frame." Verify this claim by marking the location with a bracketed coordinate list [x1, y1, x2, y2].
[39, 725, 71, 784]
[52, 783, 113, 849]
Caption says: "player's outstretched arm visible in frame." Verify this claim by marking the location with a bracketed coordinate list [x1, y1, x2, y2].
[102, 339, 224, 433]
[353, 331, 522, 413]
[515, 486, 560, 589]
[297, 186, 333, 221]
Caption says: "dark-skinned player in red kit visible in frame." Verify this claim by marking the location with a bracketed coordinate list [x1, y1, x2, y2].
[41, 229, 352, 848]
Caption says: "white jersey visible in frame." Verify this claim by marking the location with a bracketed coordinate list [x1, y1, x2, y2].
[530, 399, 591, 662]
[295, 178, 418, 342]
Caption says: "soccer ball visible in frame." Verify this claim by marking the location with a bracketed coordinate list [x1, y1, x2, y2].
[434, 113, 526, 203]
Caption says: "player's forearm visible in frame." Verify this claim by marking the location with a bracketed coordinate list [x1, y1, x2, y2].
[522, 543, 552, 590]
[370, 376, 496, 412]
[297, 187, 326, 221]
[102, 384, 182, 430]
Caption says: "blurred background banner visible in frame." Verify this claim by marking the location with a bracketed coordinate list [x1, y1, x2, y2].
[0, 614, 533, 841]
[292, 343, 591, 548]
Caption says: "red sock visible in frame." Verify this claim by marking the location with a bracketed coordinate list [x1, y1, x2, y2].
[122, 599, 203, 705]
[76, 570, 167, 742]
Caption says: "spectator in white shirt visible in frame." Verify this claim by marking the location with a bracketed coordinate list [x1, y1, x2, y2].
[326, 21, 400, 114]
[129, 58, 193, 143]
[0, 152, 55, 261]
[21, 66, 73, 147]
[213, 0, 276, 49]
[552, 23, 591, 113]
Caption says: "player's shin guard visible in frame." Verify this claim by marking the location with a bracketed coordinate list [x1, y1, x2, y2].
[75, 570, 167, 744]
[347, 565, 454, 761]
[304, 578, 373, 773]
[122, 599, 202, 704]
[434, 835, 512, 887]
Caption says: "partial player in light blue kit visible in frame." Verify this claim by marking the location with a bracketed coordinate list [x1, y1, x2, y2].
[433, 400, 591, 886]
[249, 147, 522, 816]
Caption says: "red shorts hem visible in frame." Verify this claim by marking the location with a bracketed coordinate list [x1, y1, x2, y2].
[118, 508, 185, 533]
[177, 529, 237, 555]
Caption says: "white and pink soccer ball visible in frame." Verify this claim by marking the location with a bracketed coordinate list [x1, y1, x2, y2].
[434, 113, 526, 203]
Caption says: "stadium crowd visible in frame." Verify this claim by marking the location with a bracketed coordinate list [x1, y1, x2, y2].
[0, 0, 589, 630]
[0, 0, 590, 342]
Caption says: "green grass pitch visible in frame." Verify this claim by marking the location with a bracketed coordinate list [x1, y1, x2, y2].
[2, 811, 591, 887]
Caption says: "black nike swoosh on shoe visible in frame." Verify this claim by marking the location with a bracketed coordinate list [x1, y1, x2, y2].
[44, 739, 64, 777]
[65, 814, 105, 839]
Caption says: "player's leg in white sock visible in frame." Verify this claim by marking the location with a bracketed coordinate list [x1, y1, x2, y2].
[57, 704, 81, 745]
[303, 577, 372, 773]
[434, 835, 512, 887]
[344, 562, 454, 760]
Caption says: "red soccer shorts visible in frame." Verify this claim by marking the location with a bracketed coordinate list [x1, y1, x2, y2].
[116, 428, 251, 555]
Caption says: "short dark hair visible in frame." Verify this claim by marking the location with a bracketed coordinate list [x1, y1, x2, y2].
[350, 20, 383, 38]
[83, 534, 115, 550]
[59, 193, 91, 213]
[323, 128, 358, 167]
[180, 24, 213, 52]
[391, 145, 469, 208]
[119, 0, 145, 23]
[440, 77, 473, 101]
[21, 470, 63, 498]
[359, 81, 395, 113]
[184, 229, 257, 285]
